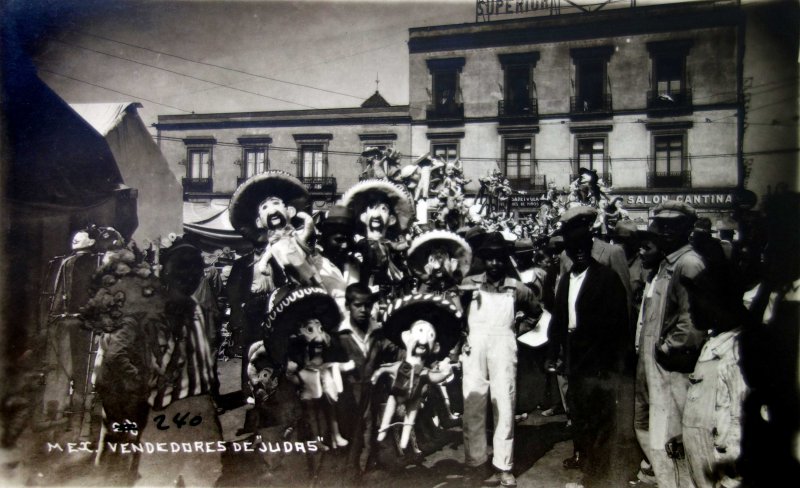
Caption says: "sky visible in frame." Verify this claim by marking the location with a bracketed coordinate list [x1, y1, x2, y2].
[12, 0, 711, 131]
[16, 0, 476, 130]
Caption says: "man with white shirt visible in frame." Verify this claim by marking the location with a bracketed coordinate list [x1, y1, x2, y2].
[546, 206, 629, 488]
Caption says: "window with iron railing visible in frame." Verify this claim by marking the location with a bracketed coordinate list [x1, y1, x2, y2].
[299, 144, 327, 179]
[426, 57, 465, 121]
[432, 142, 459, 163]
[242, 147, 268, 179]
[648, 134, 690, 188]
[504, 138, 533, 186]
[646, 40, 693, 113]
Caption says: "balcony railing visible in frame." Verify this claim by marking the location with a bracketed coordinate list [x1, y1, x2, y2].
[569, 94, 613, 116]
[507, 174, 547, 192]
[182, 177, 213, 197]
[298, 176, 337, 194]
[498, 98, 539, 119]
[647, 88, 693, 112]
[647, 170, 692, 189]
[425, 102, 464, 121]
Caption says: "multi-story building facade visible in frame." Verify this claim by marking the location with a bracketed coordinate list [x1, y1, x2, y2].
[407, 0, 743, 221]
[157, 0, 757, 231]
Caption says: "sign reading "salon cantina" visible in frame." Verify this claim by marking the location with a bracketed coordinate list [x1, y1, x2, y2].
[616, 191, 737, 209]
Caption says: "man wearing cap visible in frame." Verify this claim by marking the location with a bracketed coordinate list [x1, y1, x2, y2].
[546, 206, 629, 487]
[460, 232, 540, 487]
[637, 200, 706, 488]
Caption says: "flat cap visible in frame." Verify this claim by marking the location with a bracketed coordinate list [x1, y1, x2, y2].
[652, 200, 697, 220]
[557, 205, 598, 232]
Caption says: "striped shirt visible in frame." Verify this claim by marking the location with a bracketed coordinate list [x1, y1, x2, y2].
[149, 300, 217, 410]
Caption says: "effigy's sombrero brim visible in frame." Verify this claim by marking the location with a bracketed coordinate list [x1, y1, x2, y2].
[229, 171, 309, 236]
[407, 230, 472, 278]
[382, 293, 463, 360]
[265, 286, 342, 338]
[340, 179, 415, 232]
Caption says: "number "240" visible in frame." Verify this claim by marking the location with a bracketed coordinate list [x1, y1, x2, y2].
[153, 413, 203, 430]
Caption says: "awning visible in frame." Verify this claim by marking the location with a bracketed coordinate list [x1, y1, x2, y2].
[183, 201, 251, 253]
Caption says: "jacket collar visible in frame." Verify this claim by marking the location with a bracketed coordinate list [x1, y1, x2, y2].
[698, 328, 739, 361]
[664, 244, 693, 265]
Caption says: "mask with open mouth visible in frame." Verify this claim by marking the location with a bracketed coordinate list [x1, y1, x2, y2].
[266, 211, 288, 230]
[368, 216, 385, 233]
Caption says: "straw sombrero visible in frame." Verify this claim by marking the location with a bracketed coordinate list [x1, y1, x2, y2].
[265, 286, 342, 337]
[229, 171, 309, 237]
[407, 230, 472, 279]
[382, 293, 463, 360]
[340, 179, 415, 232]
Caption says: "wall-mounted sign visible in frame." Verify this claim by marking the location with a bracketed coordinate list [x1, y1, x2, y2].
[510, 194, 543, 208]
[477, 0, 554, 20]
[616, 190, 737, 210]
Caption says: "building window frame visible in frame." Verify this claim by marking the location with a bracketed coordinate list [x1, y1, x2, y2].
[498, 52, 539, 119]
[572, 134, 610, 184]
[570, 46, 614, 116]
[426, 57, 465, 120]
[649, 130, 690, 188]
[237, 136, 272, 183]
[430, 141, 460, 163]
[646, 40, 694, 112]
[503, 136, 543, 192]
[292, 134, 332, 182]
[181, 136, 215, 196]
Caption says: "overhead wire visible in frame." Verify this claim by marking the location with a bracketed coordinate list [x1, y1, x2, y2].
[39, 68, 193, 113]
[70, 29, 369, 101]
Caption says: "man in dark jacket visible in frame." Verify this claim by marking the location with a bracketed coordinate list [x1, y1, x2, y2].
[546, 206, 629, 488]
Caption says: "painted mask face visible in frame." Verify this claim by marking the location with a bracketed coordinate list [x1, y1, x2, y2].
[256, 197, 290, 230]
[363, 202, 393, 235]
[424, 248, 457, 281]
[402, 320, 437, 358]
[298, 318, 330, 349]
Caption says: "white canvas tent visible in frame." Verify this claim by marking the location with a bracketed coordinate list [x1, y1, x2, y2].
[71, 102, 183, 244]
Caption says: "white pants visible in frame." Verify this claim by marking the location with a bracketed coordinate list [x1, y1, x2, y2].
[462, 289, 517, 471]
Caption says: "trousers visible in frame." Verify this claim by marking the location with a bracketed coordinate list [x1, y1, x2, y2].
[462, 289, 517, 471]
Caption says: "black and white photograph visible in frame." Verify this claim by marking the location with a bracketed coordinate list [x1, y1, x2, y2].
[1, 0, 798, 486]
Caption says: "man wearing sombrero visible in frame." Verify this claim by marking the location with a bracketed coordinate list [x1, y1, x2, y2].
[227, 171, 318, 399]
[460, 232, 540, 487]
[341, 179, 415, 295]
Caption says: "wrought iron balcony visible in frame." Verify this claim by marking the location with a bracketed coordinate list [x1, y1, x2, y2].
[507, 174, 547, 192]
[425, 102, 464, 121]
[182, 177, 213, 197]
[647, 170, 692, 189]
[298, 176, 337, 194]
[498, 98, 539, 120]
[569, 94, 613, 117]
[647, 88, 693, 113]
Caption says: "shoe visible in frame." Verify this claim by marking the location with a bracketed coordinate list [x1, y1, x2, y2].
[463, 463, 492, 486]
[562, 452, 584, 470]
[498, 471, 516, 487]
[541, 405, 565, 417]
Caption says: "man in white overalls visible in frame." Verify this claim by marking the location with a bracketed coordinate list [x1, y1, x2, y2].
[460, 232, 540, 487]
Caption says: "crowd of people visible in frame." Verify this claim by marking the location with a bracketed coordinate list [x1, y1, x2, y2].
[20, 158, 800, 488]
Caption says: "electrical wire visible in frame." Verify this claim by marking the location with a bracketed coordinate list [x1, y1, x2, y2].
[39, 68, 193, 113]
[70, 29, 369, 101]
